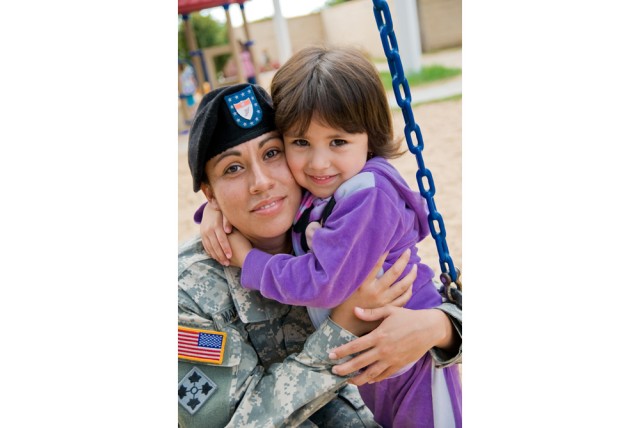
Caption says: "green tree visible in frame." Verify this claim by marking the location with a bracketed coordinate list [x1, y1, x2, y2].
[178, 13, 230, 72]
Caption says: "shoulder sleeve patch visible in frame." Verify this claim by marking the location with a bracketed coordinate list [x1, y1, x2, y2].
[178, 326, 227, 365]
[178, 366, 218, 415]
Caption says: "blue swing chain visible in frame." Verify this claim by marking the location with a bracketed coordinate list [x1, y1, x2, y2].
[371, 0, 461, 307]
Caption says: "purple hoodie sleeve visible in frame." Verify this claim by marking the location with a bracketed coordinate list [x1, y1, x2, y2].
[241, 186, 405, 307]
[193, 202, 207, 224]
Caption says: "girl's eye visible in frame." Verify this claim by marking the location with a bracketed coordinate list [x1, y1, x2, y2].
[331, 139, 347, 147]
[291, 139, 309, 147]
[264, 148, 280, 159]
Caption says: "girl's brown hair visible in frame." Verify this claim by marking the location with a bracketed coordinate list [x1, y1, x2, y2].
[270, 46, 401, 159]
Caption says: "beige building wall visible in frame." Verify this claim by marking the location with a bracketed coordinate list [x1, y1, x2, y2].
[230, 0, 460, 72]
[417, 0, 462, 51]
[321, 0, 463, 56]
[233, 21, 281, 70]
[233, 14, 326, 71]
[319, 0, 395, 59]
[286, 14, 327, 52]
[232, 0, 390, 68]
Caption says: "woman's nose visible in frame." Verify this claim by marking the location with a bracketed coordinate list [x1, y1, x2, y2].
[249, 164, 275, 194]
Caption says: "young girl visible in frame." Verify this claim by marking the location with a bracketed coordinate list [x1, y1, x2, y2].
[202, 47, 461, 427]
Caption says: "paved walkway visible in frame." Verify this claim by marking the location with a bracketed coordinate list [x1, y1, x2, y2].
[387, 76, 461, 107]
[374, 46, 462, 71]
[377, 47, 462, 106]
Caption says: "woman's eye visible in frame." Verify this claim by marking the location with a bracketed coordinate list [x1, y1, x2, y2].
[224, 165, 242, 174]
[331, 139, 347, 147]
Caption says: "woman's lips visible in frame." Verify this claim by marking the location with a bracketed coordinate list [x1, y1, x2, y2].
[251, 196, 285, 215]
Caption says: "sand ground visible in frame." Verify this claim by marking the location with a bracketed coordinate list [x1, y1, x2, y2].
[178, 98, 462, 277]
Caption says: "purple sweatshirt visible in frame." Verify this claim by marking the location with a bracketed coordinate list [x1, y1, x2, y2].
[241, 157, 461, 427]
[241, 157, 441, 311]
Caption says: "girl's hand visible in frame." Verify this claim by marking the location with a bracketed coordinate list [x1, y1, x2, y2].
[200, 200, 233, 266]
[227, 230, 253, 268]
[305, 221, 321, 252]
[329, 307, 455, 385]
[330, 249, 415, 336]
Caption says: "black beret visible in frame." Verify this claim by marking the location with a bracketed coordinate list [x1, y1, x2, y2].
[188, 83, 276, 192]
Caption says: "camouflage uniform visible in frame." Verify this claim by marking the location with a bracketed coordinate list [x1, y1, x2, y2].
[430, 303, 462, 369]
[178, 236, 378, 427]
[178, 236, 462, 427]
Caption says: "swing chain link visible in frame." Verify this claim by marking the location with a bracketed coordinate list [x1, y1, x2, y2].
[440, 269, 462, 307]
[372, 0, 461, 308]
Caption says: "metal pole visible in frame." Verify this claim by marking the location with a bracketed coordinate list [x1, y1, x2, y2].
[224, 4, 244, 83]
[272, 0, 292, 66]
[393, 0, 423, 74]
[239, 2, 260, 79]
[181, 14, 208, 93]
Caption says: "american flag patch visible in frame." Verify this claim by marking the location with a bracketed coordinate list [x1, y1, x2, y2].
[178, 326, 227, 364]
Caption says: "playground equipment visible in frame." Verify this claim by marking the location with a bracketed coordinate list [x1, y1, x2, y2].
[179, 1, 259, 90]
[178, 0, 260, 129]
[371, 0, 462, 307]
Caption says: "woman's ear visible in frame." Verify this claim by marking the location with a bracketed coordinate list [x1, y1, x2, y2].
[201, 183, 215, 203]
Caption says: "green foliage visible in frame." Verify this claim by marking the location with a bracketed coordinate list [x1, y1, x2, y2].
[379, 65, 461, 90]
[178, 13, 229, 68]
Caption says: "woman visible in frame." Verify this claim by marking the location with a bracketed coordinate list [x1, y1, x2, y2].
[180, 83, 461, 427]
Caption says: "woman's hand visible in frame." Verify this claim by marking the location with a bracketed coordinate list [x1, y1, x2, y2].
[330, 249, 415, 336]
[329, 307, 456, 385]
[200, 200, 233, 266]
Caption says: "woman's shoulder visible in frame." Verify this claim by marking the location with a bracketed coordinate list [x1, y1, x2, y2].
[179, 236, 224, 277]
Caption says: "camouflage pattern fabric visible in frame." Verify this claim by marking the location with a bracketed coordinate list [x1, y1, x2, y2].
[178, 236, 379, 427]
[431, 302, 463, 368]
[308, 384, 379, 427]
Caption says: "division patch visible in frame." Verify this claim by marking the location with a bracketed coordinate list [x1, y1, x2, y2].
[178, 367, 218, 415]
